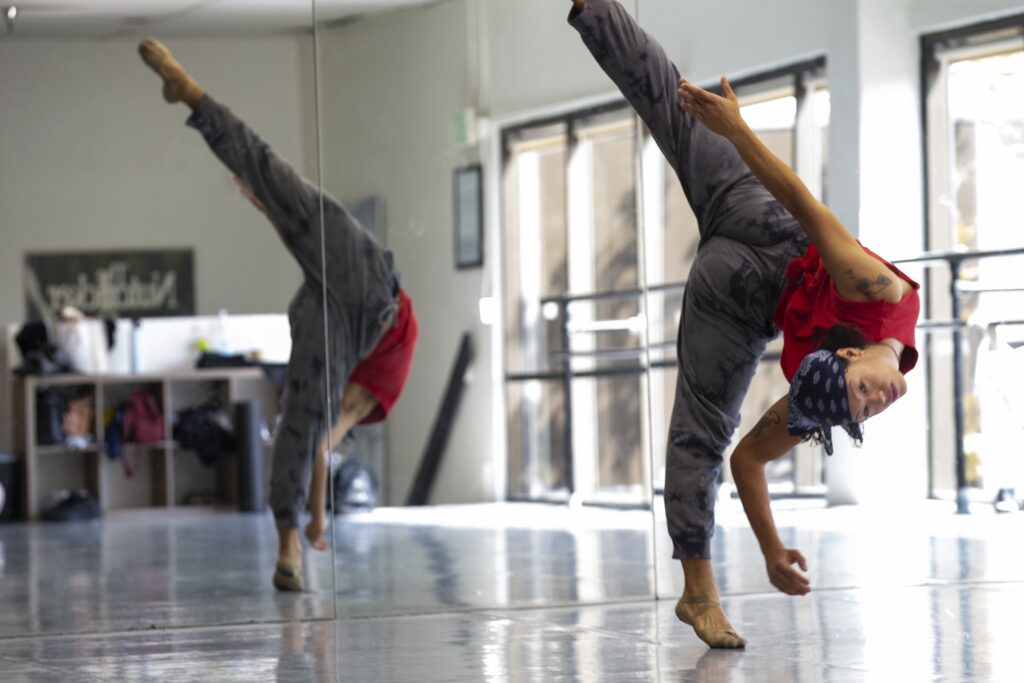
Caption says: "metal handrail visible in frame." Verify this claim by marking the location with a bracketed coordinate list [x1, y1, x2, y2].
[539, 280, 686, 306]
[511, 246, 1024, 508]
[893, 245, 1024, 266]
[894, 245, 1024, 513]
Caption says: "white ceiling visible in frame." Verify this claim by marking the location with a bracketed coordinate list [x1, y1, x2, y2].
[1, 0, 441, 37]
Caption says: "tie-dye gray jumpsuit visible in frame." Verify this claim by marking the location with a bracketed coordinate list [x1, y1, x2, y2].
[571, 0, 809, 559]
[187, 95, 400, 529]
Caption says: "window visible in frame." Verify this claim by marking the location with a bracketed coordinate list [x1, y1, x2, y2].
[503, 104, 648, 505]
[502, 59, 830, 505]
[923, 19, 1024, 501]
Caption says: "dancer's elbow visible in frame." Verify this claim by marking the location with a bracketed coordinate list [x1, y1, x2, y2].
[730, 447, 751, 481]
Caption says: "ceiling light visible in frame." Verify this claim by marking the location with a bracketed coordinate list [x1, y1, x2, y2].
[5, 6, 15, 22]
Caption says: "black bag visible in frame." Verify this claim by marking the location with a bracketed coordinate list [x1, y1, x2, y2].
[40, 489, 101, 522]
[197, 352, 250, 369]
[15, 321, 76, 376]
[330, 456, 379, 513]
[36, 390, 65, 446]
[173, 405, 236, 466]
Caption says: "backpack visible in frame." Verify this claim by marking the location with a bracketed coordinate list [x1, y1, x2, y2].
[123, 392, 165, 444]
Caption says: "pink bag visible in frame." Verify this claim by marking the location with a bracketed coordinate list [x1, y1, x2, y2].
[123, 392, 165, 444]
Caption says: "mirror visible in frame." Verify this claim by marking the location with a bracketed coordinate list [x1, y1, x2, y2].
[0, 3, 334, 633]
[0, 0, 671, 650]
[312, 0, 656, 618]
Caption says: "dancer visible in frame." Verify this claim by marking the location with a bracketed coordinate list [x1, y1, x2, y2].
[568, 0, 920, 648]
[139, 39, 419, 592]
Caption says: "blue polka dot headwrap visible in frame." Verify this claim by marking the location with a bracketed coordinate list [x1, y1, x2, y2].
[787, 350, 863, 456]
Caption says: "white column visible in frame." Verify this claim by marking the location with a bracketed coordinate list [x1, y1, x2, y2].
[567, 139, 598, 501]
[827, 0, 929, 506]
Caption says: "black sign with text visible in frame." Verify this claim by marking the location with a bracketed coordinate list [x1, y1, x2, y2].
[25, 250, 195, 321]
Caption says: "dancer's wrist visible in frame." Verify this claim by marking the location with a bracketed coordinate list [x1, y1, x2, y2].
[725, 120, 755, 147]
[758, 536, 785, 558]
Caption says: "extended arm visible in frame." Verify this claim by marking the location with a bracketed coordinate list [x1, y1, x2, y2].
[679, 78, 909, 304]
[730, 394, 811, 596]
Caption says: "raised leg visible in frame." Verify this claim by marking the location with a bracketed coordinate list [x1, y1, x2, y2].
[138, 38, 204, 108]
[138, 37, 327, 287]
[569, 0, 753, 232]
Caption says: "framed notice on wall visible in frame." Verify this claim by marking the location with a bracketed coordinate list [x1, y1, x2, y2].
[453, 164, 484, 269]
[24, 249, 195, 321]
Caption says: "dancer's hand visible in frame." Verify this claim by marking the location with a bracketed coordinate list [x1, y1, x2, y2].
[678, 76, 745, 139]
[765, 547, 811, 596]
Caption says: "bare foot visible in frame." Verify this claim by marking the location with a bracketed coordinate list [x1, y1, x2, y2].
[675, 598, 747, 649]
[273, 549, 303, 592]
[304, 515, 329, 551]
[273, 529, 303, 592]
[272, 556, 302, 592]
[137, 37, 204, 106]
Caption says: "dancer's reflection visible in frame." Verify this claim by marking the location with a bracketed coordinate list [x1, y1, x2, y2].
[139, 39, 418, 591]
[569, 0, 920, 647]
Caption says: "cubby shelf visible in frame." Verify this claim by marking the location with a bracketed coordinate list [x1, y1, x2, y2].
[14, 369, 278, 519]
[35, 444, 100, 456]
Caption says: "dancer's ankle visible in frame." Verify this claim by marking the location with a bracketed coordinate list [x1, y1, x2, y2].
[680, 559, 720, 601]
[277, 528, 302, 563]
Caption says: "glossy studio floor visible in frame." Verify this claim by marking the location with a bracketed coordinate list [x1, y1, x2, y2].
[0, 497, 1021, 682]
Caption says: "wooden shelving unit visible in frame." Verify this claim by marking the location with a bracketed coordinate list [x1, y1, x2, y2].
[14, 369, 278, 519]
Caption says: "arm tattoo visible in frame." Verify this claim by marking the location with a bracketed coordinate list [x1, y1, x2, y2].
[751, 410, 781, 439]
[845, 268, 893, 298]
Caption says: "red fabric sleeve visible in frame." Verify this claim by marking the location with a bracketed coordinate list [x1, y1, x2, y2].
[348, 289, 419, 425]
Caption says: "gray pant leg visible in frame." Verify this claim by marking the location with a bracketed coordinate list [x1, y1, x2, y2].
[570, 0, 753, 231]
[263, 286, 330, 529]
[665, 200, 805, 559]
[665, 238, 784, 559]
[186, 95, 327, 287]
[267, 285, 370, 529]
[269, 343, 326, 528]
[187, 95, 400, 363]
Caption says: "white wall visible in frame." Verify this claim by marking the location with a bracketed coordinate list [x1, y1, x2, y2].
[913, 0, 1024, 31]
[317, 0, 495, 505]
[483, 0, 629, 116]
[0, 35, 318, 325]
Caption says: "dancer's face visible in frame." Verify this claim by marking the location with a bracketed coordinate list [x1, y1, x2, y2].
[838, 348, 907, 423]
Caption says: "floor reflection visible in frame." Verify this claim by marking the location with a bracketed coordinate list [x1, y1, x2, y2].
[0, 583, 1021, 681]
[0, 503, 654, 636]
[1, 501, 1022, 681]
[331, 504, 654, 618]
[0, 509, 335, 637]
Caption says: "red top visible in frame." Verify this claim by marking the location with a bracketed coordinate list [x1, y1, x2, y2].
[774, 244, 921, 381]
[349, 288, 419, 425]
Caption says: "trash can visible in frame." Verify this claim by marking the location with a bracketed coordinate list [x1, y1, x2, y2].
[0, 453, 22, 522]
[234, 401, 266, 513]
